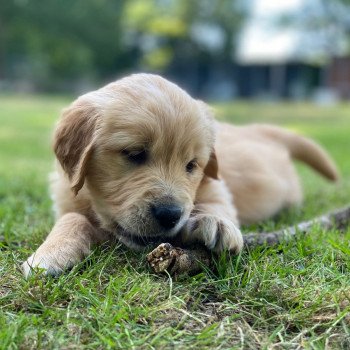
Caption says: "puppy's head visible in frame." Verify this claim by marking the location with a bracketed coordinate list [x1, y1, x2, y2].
[54, 74, 217, 249]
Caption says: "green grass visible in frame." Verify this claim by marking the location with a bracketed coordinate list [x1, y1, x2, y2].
[1, 95, 350, 349]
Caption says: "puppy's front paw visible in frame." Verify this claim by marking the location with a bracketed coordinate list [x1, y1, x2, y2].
[22, 248, 84, 278]
[183, 215, 243, 253]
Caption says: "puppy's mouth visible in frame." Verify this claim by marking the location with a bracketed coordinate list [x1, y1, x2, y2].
[114, 223, 179, 249]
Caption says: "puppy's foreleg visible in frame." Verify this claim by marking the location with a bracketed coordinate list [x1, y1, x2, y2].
[22, 213, 106, 277]
[182, 178, 243, 253]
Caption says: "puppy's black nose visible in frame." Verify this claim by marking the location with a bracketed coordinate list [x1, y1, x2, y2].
[151, 204, 182, 230]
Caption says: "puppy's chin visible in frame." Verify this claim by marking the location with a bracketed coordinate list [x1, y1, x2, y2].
[114, 222, 183, 250]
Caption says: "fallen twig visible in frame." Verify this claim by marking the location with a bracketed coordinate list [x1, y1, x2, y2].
[147, 205, 350, 276]
[243, 205, 350, 247]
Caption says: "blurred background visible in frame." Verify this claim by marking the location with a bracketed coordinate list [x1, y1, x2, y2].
[0, 0, 349, 216]
[1, 0, 350, 102]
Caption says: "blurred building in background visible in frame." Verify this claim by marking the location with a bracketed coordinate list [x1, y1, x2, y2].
[0, 0, 350, 101]
[236, 0, 350, 101]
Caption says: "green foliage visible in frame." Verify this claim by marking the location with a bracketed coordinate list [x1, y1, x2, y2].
[1, 96, 350, 348]
[0, 0, 245, 89]
[0, 0, 126, 87]
[122, 0, 245, 69]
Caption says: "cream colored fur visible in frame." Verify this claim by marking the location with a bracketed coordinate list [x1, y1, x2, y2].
[22, 73, 338, 277]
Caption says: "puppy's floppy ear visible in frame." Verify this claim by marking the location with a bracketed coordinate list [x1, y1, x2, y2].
[53, 99, 99, 195]
[197, 100, 218, 179]
[204, 151, 219, 179]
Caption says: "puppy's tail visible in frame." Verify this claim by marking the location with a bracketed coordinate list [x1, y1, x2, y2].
[254, 125, 339, 181]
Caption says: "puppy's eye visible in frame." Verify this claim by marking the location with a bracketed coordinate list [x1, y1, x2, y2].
[186, 159, 197, 173]
[122, 149, 147, 165]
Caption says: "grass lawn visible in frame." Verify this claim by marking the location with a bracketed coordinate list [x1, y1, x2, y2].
[1, 95, 350, 349]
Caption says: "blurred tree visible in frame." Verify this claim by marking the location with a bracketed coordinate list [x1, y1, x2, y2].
[282, 0, 350, 62]
[0, 0, 246, 92]
[122, 0, 246, 94]
[0, 0, 127, 90]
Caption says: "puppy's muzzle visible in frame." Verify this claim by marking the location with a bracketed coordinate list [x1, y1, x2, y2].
[151, 204, 183, 230]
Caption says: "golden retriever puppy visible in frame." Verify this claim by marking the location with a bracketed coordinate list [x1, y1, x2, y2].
[22, 73, 338, 277]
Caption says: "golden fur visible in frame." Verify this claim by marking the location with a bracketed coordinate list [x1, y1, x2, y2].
[22, 73, 338, 276]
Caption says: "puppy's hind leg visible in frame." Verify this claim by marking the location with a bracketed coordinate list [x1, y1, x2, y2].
[22, 213, 107, 277]
[182, 178, 243, 253]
